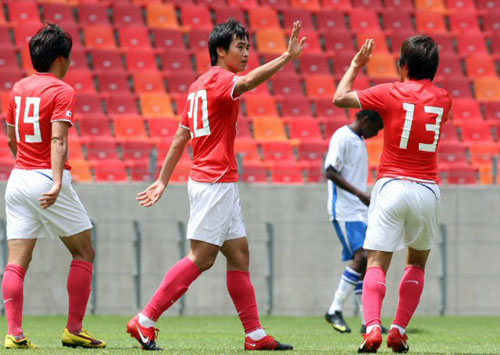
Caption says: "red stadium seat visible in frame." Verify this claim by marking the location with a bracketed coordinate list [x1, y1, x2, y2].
[68, 48, 88, 70]
[79, 115, 112, 138]
[482, 12, 500, 32]
[122, 140, 154, 161]
[323, 116, 350, 137]
[75, 93, 104, 115]
[188, 29, 211, 52]
[90, 49, 126, 73]
[126, 160, 151, 182]
[438, 141, 468, 164]
[84, 26, 117, 49]
[260, 54, 297, 75]
[447, 164, 478, 184]
[439, 77, 472, 98]
[484, 102, 500, 120]
[465, 55, 497, 79]
[305, 75, 335, 98]
[62, 70, 96, 93]
[214, 8, 246, 26]
[415, 11, 447, 33]
[133, 71, 166, 94]
[323, 30, 356, 55]
[167, 72, 197, 94]
[272, 75, 304, 97]
[456, 33, 489, 56]
[287, 117, 323, 140]
[180, 5, 213, 30]
[194, 50, 211, 74]
[235, 138, 262, 162]
[282, 9, 315, 30]
[43, 3, 76, 26]
[68, 138, 85, 160]
[159, 50, 193, 74]
[271, 161, 304, 184]
[86, 137, 120, 160]
[449, 11, 481, 33]
[227, 0, 259, 10]
[112, 3, 144, 27]
[106, 94, 139, 115]
[316, 10, 347, 31]
[314, 99, 349, 118]
[279, 96, 313, 117]
[0, 25, 14, 48]
[113, 114, 148, 140]
[460, 120, 494, 142]
[297, 31, 323, 54]
[93, 159, 128, 182]
[241, 162, 269, 183]
[451, 98, 482, 122]
[119, 26, 152, 49]
[349, 9, 381, 32]
[297, 140, 328, 162]
[97, 72, 131, 93]
[8, 2, 41, 25]
[13, 23, 43, 48]
[436, 54, 464, 79]
[125, 49, 158, 71]
[156, 139, 191, 161]
[477, 0, 500, 11]
[446, 0, 477, 11]
[357, 32, 389, 53]
[152, 29, 186, 51]
[439, 121, 460, 141]
[290, 0, 321, 10]
[331, 51, 361, 78]
[78, 3, 110, 26]
[353, 0, 383, 9]
[148, 118, 180, 139]
[384, 0, 414, 11]
[236, 117, 253, 138]
[431, 33, 456, 55]
[322, 0, 353, 11]
[246, 96, 279, 117]
[161, 160, 191, 182]
[381, 10, 414, 32]
[0, 48, 20, 70]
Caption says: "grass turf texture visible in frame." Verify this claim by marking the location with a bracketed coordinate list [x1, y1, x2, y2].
[0, 315, 499, 354]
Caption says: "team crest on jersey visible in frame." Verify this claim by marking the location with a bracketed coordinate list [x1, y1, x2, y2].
[66, 110, 72, 117]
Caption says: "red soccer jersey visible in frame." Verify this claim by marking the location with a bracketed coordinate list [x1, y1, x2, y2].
[179, 66, 241, 183]
[7, 73, 75, 170]
[356, 79, 452, 182]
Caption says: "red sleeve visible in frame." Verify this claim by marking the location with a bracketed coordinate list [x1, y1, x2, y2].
[179, 96, 190, 130]
[51, 85, 76, 125]
[215, 70, 241, 101]
[6, 90, 15, 126]
[356, 83, 392, 112]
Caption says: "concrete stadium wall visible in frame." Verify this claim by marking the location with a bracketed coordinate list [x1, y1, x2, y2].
[0, 182, 499, 317]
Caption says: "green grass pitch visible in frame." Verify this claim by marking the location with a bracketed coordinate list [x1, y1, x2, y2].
[0, 315, 499, 354]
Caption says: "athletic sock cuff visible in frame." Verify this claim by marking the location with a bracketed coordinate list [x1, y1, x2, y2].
[70, 260, 93, 274]
[5, 264, 27, 279]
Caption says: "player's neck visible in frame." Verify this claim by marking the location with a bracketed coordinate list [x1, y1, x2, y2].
[214, 61, 238, 74]
[349, 122, 362, 137]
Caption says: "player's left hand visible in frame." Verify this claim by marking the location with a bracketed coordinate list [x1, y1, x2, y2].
[137, 181, 166, 207]
[351, 39, 374, 69]
[39, 183, 62, 209]
[286, 21, 307, 59]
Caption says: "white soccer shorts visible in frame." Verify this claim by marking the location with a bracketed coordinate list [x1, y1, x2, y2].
[5, 169, 93, 240]
[186, 178, 247, 246]
[364, 177, 440, 252]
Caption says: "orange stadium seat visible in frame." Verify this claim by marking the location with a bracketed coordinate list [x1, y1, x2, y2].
[322, 0, 353, 11]
[248, 7, 280, 30]
[469, 142, 499, 166]
[146, 3, 179, 29]
[482, 12, 500, 32]
[280, 96, 313, 117]
[415, 0, 447, 12]
[253, 117, 288, 141]
[159, 51, 194, 74]
[227, 0, 259, 10]
[133, 71, 166, 94]
[484, 102, 500, 120]
[78, 3, 110, 25]
[84, 26, 117, 49]
[256, 30, 287, 54]
[465, 55, 497, 79]
[125, 49, 158, 71]
[476, 163, 494, 184]
[447, 164, 478, 184]
[97, 72, 131, 93]
[120, 27, 153, 50]
[246, 96, 279, 117]
[451, 98, 482, 122]
[446, 0, 477, 11]
[449, 12, 481, 33]
[287, 117, 323, 140]
[272, 75, 304, 97]
[456, 33, 489, 55]
[214, 8, 246, 25]
[357, 32, 389, 53]
[261, 141, 296, 161]
[140, 93, 174, 117]
[90, 49, 125, 73]
[365, 52, 399, 77]
[79, 116, 112, 138]
[152, 29, 186, 51]
[241, 162, 269, 183]
[290, 0, 321, 10]
[316, 10, 347, 31]
[415, 11, 447, 33]
[126, 160, 151, 182]
[440, 77, 472, 98]
[440, 122, 460, 141]
[62, 70, 96, 93]
[314, 98, 349, 118]
[180, 5, 213, 30]
[8, 2, 41, 25]
[148, 118, 180, 139]
[460, 120, 494, 142]
[188, 29, 211, 52]
[43, 3, 76, 26]
[234, 138, 262, 162]
[323, 30, 356, 55]
[68, 138, 85, 160]
[112, 3, 144, 27]
[436, 54, 464, 79]
[282, 9, 315, 30]
[106, 93, 139, 115]
[475, 78, 500, 101]
[93, 159, 128, 182]
[366, 138, 383, 165]
[438, 141, 468, 164]
[122, 140, 154, 161]
[349, 9, 381, 32]
[75, 93, 104, 115]
[305, 75, 335, 98]
[381, 10, 414, 32]
[69, 159, 93, 182]
[113, 115, 148, 140]
[0, 48, 20, 70]
[167, 72, 197, 94]
[271, 161, 304, 184]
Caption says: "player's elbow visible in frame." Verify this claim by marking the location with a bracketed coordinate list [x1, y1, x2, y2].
[333, 94, 349, 108]
[234, 77, 252, 95]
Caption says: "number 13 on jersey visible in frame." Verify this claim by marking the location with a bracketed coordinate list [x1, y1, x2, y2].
[400, 103, 443, 153]
[187, 89, 211, 138]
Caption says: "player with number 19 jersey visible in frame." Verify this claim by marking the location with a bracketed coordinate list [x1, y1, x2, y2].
[179, 66, 241, 183]
[355, 80, 452, 182]
[7, 72, 75, 170]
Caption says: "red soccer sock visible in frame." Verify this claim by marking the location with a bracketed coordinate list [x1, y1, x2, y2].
[142, 257, 201, 321]
[2, 264, 26, 336]
[66, 260, 93, 333]
[362, 266, 386, 328]
[227, 270, 262, 334]
[393, 266, 425, 329]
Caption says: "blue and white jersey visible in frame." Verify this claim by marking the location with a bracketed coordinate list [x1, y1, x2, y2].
[325, 125, 368, 223]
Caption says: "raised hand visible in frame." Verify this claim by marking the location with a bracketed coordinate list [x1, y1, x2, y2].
[286, 21, 307, 59]
[137, 181, 166, 207]
[351, 39, 375, 69]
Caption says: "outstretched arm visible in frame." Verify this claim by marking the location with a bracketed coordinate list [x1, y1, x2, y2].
[137, 127, 191, 207]
[325, 166, 370, 206]
[233, 21, 306, 97]
[333, 39, 374, 108]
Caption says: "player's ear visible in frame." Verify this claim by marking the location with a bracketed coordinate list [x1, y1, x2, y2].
[216, 46, 227, 59]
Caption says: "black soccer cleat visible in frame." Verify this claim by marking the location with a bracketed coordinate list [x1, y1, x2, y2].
[325, 311, 351, 333]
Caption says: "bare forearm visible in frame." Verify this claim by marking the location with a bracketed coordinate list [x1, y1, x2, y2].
[7, 140, 17, 157]
[157, 137, 189, 186]
[51, 137, 67, 186]
[326, 168, 363, 197]
[333, 65, 361, 107]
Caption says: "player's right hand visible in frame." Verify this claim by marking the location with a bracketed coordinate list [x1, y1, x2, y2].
[357, 191, 371, 206]
[351, 39, 374, 69]
[137, 181, 166, 207]
[39, 183, 62, 209]
[286, 21, 307, 59]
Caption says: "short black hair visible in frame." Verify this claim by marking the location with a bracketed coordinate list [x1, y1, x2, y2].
[208, 19, 249, 66]
[357, 110, 383, 127]
[399, 35, 439, 81]
[29, 23, 72, 72]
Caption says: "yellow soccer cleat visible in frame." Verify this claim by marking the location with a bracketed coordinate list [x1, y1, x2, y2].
[61, 328, 106, 348]
[5, 334, 39, 349]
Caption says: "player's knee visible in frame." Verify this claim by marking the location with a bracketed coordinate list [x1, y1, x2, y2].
[72, 245, 95, 263]
[193, 256, 216, 272]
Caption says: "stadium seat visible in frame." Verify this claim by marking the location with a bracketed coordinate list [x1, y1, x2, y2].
[234, 138, 262, 162]
[482, 12, 500, 32]
[357, 32, 389, 53]
[449, 11, 481, 33]
[476, 162, 494, 184]
[122, 140, 154, 161]
[0, 5, 5, 25]
[271, 75, 304, 97]
[323, 116, 351, 137]
[236, 117, 253, 138]
[244, 80, 272, 96]
[253, 117, 288, 141]
[331, 51, 361, 78]
[112, 3, 144, 27]
[316, 10, 347, 31]
[287, 117, 323, 140]
[194, 50, 211, 74]
[384, 0, 414, 11]
[477, 0, 500, 11]
[279, 96, 313, 117]
[227, 0, 260, 10]
[484, 102, 500, 120]
[366, 138, 383, 165]
[381, 10, 414, 32]
[475, 78, 500, 101]
[8, 2, 41, 25]
[156, 139, 191, 161]
[314, 99, 349, 118]
[106, 93, 139, 115]
[164, 160, 191, 182]
[180, 5, 213, 30]
[148, 117, 180, 139]
[248, 7, 280, 30]
[0, 157, 14, 181]
[69, 159, 93, 182]
[298, 31, 323, 54]
[75, 93, 104, 115]
[261, 141, 295, 161]
[260, 54, 297, 75]
[43, 3, 76, 26]
[93, 159, 128, 182]
[323, 30, 356, 55]
[213, 7, 246, 25]
[90, 49, 125, 73]
[256, 30, 287, 54]
[158, 50, 192, 75]
[282, 9, 315, 30]
[490, 34, 500, 56]
[0, 135, 11, 159]
[13, 23, 44, 49]
[68, 138, 85, 160]
[133, 70, 166, 94]
[353, 0, 384, 9]
[0, 25, 13, 48]
[241, 162, 269, 183]
[447, 164, 478, 184]
[146, 3, 179, 29]
[439, 77, 472, 98]
[438, 141, 468, 164]
[436, 54, 464, 79]
[460, 120, 494, 142]
[84, 26, 117, 49]
[67, 48, 88, 71]
[415, 11, 447, 33]
[64, 69, 95, 93]
[126, 160, 151, 182]
[465, 55, 497, 79]
[97, 72, 131, 93]
[456, 33, 489, 55]
[0, 48, 20, 70]
[304, 75, 335, 98]
[79, 115, 112, 138]
[188, 29, 211, 52]
[428, 33, 456, 55]
[469, 141, 499, 166]
[271, 161, 304, 184]
[125, 49, 158, 72]
[78, 3, 110, 25]
[140, 93, 174, 117]
[113, 114, 148, 140]
[349, 9, 381, 32]
[290, 0, 321, 10]
[415, 0, 447, 12]
[152, 29, 186, 51]
[120, 27, 152, 50]
[446, 0, 477, 11]
[298, 53, 330, 75]
[387, 31, 419, 54]
[439, 121, 460, 141]
[246, 96, 279, 117]
[297, 140, 328, 162]
[167, 72, 197, 94]
[322, 0, 352, 10]
[451, 98, 482, 122]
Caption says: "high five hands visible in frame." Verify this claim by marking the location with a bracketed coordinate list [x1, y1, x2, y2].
[351, 39, 375, 69]
[286, 21, 307, 59]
